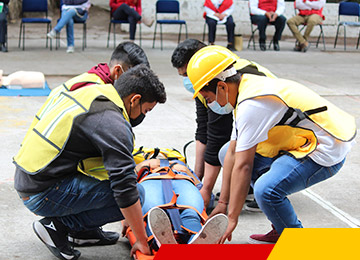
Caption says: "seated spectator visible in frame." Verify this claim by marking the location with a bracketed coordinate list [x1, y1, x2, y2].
[249, 0, 286, 51]
[0, 0, 9, 52]
[110, 0, 153, 42]
[128, 158, 228, 246]
[204, 0, 236, 51]
[47, 0, 91, 53]
[287, 0, 325, 52]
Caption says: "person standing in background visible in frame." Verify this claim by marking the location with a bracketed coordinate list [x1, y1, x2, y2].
[0, 0, 9, 52]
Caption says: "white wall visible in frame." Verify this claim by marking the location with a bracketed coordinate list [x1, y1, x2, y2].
[93, 0, 360, 38]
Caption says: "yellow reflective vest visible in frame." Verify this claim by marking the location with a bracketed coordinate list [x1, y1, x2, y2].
[236, 74, 356, 159]
[14, 84, 129, 174]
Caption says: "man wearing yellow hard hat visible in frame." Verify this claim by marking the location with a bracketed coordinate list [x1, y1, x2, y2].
[187, 45, 356, 244]
[171, 39, 275, 211]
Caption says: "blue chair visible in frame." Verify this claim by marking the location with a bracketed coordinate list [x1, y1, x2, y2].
[152, 0, 188, 50]
[106, 14, 142, 49]
[56, 0, 87, 51]
[18, 0, 52, 51]
[334, 2, 360, 50]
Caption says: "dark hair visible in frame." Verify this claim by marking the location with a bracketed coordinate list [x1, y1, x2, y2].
[110, 42, 150, 68]
[115, 64, 167, 104]
[171, 39, 207, 68]
[202, 65, 241, 94]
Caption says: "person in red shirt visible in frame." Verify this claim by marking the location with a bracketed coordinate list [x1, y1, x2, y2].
[109, 0, 153, 41]
[287, 0, 325, 52]
[249, 0, 286, 51]
[204, 0, 236, 51]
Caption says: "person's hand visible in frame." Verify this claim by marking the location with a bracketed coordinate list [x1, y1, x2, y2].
[121, 220, 129, 237]
[270, 13, 278, 22]
[218, 13, 226, 21]
[130, 240, 151, 257]
[218, 217, 238, 244]
[208, 202, 227, 219]
[200, 188, 212, 208]
[133, 0, 138, 5]
[265, 12, 272, 20]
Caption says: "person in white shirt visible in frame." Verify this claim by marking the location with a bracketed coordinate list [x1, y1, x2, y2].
[204, 0, 236, 51]
[249, 0, 286, 51]
[287, 0, 326, 52]
[187, 45, 356, 245]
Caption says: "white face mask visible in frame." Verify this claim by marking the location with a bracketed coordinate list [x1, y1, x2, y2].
[207, 87, 234, 115]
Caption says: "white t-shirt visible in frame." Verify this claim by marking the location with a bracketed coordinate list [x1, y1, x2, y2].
[231, 97, 355, 167]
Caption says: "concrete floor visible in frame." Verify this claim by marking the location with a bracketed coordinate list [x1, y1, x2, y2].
[0, 11, 359, 260]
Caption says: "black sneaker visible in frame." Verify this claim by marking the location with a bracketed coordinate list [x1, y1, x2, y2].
[226, 44, 237, 52]
[259, 41, 266, 51]
[33, 217, 81, 260]
[244, 200, 262, 213]
[68, 227, 119, 247]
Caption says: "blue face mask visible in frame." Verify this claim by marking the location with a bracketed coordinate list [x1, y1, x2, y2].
[207, 88, 234, 115]
[183, 77, 195, 94]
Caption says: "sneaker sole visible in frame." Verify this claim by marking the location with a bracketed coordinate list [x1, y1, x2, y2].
[248, 236, 276, 244]
[189, 214, 228, 244]
[148, 207, 177, 247]
[33, 221, 80, 260]
[244, 205, 263, 213]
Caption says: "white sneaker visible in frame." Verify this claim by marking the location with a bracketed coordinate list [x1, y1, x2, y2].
[47, 30, 56, 39]
[188, 214, 228, 244]
[66, 46, 74, 53]
[148, 207, 177, 247]
[141, 16, 154, 27]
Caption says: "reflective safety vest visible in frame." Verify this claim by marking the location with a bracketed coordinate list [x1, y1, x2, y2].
[14, 84, 129, 174]
[197, 59, 277, 108]
[236, 74, 356, 159]
[23, 73, 106, 142]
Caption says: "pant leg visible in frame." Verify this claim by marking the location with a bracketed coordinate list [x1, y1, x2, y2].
[251, 15, 269, 42]
[22, 174, 144, 231]
[172, 179, 204, 233]
[225, 15, 235, 44]
[287, 15, 306, 44]
[66, 15, 75, 47]
[253, 155, 345, 234]
[272, 15, 286, 41]
[206, 16, 217, 44]
[112, 4, 141, 40]
[303, 14, 323, 41]
[54, 8, 77, 33]
[0, 6, 8, 44]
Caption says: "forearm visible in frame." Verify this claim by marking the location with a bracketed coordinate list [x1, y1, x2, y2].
[121, 200, 148, 244]
[202, 163, 221, 193]
[217, 140, 236, 204]
[227, 146, 256, 220]
[306, 0, 325, 10]
[227, 165, 252, 220]
[195, 140, 206, 180]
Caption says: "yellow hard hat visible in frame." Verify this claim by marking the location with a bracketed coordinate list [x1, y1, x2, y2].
[187, 45, 239, 98]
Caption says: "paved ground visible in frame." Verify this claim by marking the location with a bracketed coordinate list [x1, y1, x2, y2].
[0, 8, 359, 260]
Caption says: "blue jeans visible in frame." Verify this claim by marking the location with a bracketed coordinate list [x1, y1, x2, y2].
[22, 173, 144, 231]
[139, 178, 204, 238]
[219, 141, 345, 233]
[54, 8, 88, 47]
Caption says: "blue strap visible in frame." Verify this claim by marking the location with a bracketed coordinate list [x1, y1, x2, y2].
[159, 160, 184, 234]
